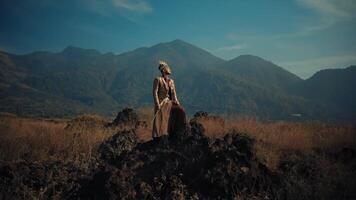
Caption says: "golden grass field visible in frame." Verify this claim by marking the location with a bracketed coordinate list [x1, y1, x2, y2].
[0, 108, 355, 171]
[199, 116, 356, 169]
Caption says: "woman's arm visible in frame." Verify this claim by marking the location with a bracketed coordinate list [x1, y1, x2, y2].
[153, 77, 160, 109]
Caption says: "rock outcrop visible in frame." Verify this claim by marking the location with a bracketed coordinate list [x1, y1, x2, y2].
[77, 120, 284, 199]
[107, 108, 147, 129]
[2, 110, 354, 199]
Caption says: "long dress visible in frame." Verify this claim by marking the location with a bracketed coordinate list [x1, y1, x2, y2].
[152, 76, 186, 138]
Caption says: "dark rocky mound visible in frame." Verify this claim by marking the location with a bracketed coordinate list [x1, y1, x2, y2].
[0, 160, 88, 199]
[278, 148, 356, 200]
[192, 111, 225, 126]
[107, 108, 147, 128]
[193, 111, 210, 118]
[2, 109, 355, 199]
[77, 121, 284, 199]
[99, 129, 138, 164]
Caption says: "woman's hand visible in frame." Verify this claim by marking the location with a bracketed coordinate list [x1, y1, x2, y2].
[155, 104, 161, 111]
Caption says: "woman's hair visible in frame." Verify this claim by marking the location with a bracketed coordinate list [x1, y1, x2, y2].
[158, 60, 171, 74]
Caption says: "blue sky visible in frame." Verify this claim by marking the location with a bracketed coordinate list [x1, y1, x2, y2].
[1, 0, 355, 78]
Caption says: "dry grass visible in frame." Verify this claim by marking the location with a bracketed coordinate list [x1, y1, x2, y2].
[1, 112, 354, 199]
[198, 116, 356, 169]
[137, 106, 154, 123]
[0, 109, 155, 165]
[0, 108, 157, 165]
[136, 106, 155, 142]
[0, 115, 116, 166]
[1, 112, 355, 170]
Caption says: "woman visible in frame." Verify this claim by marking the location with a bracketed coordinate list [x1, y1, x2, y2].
[152, 61, 187, 139]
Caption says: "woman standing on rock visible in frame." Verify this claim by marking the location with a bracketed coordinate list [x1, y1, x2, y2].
[152, 61, 187, 139]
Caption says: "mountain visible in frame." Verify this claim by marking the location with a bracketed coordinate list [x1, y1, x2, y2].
[0, 49, 120, 117]
[219, 55, 302, 91]
[289, 66, 356, 120]
[108, 39, 225, 108]
[0, 40, 354, 121]
[0, 51, 25, 87]
[105, 40, 318, 119]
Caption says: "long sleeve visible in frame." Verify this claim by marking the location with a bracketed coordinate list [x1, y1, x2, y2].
[153, 77, 160, 106]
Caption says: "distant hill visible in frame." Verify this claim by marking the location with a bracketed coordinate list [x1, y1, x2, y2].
[0, 49, 120, 117]
[0, 40, 354, 121]
[220, 55, 302, 91]
[289, 66, 356, 120]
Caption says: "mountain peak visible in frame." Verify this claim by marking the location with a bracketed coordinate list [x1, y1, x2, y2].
[229, 54, 270, 63]
[169, 39, 189, 45]
[222, 54, 302, 88]
[310, 65, 356, 79]
[62, 45, 82, 52]
[153, 39, 194, 49]
[61, 46, 101, 57]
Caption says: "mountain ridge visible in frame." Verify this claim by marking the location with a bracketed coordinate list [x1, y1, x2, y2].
[0, 39, 354, 121]
[1, 40, 300, 77]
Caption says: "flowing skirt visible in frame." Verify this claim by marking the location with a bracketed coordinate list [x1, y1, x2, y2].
[152, 99, 186, 138]
[152, 99, 172, 138]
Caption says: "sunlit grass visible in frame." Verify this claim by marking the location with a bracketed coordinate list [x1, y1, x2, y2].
[198, 116, 356, 169]
[0, 111, 355, 170]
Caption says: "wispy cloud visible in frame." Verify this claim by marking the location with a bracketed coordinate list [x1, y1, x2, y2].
[296, 0, 356, 19]
[295, 0, 356, 33]
[277, 53, 356, 78]
[227, 0, 356, 41]
[81, 0, 153, 16]
[78, 0, 153, 25]
[216, 43, 246, 52]
[112, 0, 153, 13]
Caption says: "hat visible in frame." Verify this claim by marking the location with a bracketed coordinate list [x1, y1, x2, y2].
[158, 60, 171, 74]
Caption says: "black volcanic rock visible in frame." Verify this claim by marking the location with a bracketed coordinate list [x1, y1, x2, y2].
[1, 120, 355, 199]
[191, 111, 225, 127]
[193, 111, 209, 118]
[99, 129, 138, 164]
[0, 160, 87, 199]
[79, 122, 284, 199]
[108, 108, 140, 128]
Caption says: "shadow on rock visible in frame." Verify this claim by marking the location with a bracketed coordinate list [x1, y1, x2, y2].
[78, 120, 284, 199]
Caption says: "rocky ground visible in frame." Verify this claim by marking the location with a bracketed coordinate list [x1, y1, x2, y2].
[0, 110, 355, 200]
